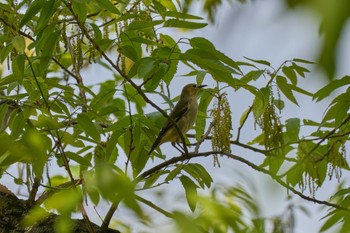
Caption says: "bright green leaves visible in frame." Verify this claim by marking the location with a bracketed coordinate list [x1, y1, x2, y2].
[179, 163, 213, 212]
[159, 0, 177, 11]
[183, 163, 213, 189]
[37, 0, 58, 31]
[314, 76, 350, 128]
[320, 188, 350, 232]
[314, 75, 350, 102]
[142, 162, 213, 212]
[163, 19, 207, 29]
[276, 76, 299, 106]
[275, 62, 312, 106]
[72, 0, 88, 22]
[12, 36, 26, 53]
[19, 0, 45, 28]
[196, 88, 214, 140]
[127, 47, 175, 90]
[180, 175, 198, 212]
[180, 39, 238, 88]
[322, 90, 350, 128]
[12, 54, 26, 83]
[0, 129, 50, 178]
[285, 118, 300, 143]
[96, 0, 121, 15]
[85, 165, 144, 218]
[77, 113, 101, 142]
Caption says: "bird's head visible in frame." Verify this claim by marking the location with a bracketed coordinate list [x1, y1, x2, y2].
[181, 83, 207, 97]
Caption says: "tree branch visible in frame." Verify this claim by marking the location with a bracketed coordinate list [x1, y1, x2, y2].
[136, 195, 174, 218]
[135, 150, 350, 212]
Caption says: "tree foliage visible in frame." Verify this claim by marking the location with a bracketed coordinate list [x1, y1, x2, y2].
[0, 0, 350, 232]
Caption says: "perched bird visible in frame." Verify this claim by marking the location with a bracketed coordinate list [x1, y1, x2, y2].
[148, 83, 207, 155]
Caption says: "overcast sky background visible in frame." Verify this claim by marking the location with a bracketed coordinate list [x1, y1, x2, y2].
[2, 0, 350, 232]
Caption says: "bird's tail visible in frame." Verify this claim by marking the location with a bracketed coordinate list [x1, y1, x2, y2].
[147, 124, 172, 156]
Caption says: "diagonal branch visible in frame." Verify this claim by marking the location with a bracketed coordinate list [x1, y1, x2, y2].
[136, 150, 350, 212]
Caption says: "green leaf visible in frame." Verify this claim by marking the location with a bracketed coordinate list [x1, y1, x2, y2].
[180, 175, 198, 212]
[143, 170, 168, 188]
[159, 0, 177, 11]
[19, 0, 44, 28]
[90, 85, 116, 112]
[120, 45, 139, 62]
[189, 37, 241, 72]
[163, 19, 207, 29]
[105, 129, 123, 160]
[90, 23, 103, 42]
[285, 118, 300, 142]
[289, 84, 313, 97]
[159, 34, 180, 84]
[145, 62, 169, 91]
[196, 90, 213, 140]
[128, 20, 163, 31]
[159, 33, 177, 47]
[12, 54, 26, 83]
[244, 57, 271, 66]
[263, 156, 284, 175]
[320, 211, 343, 232]
[97, 0, 120, 14]
[36, 114, 60, 130]
[239, 108, 250, 126]
[313, 75, 350, 102]
[180, 52, 235, 87]
[276, 76, 299, 106]
[241, 70, 264, 84]
[124, 84, 146, 114]
[37, 0, 57, 30]
[22, 206, 51, 228]
[72, 0, 87, 22]
[161, 11, 203, 20]
[183, 163, 213, 188]
[286, 164, 304, 187]
[322, 90, 350, 127]
[0, 43, 14, 63]
[189, 37, 215, 50]
[332, 188, 350, 198]
[137, 57, 156, 78]
[252, 87, 270, 120]
[65, 151, 92, 167]
[40, 30, 60, 73]
[282, 66, 297, 85]
[77, 113, 101, 142]
[165, 164, 183, 181]
[10, 112, 26, 138]
[292, 58, 315, 64]
[152, 46, 172, 58]
[23, 129, 50, 178]
[11, 36, 26, 53]
[274, 99, 285, 111]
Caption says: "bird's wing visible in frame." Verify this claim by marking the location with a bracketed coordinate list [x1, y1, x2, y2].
[169, 98, 189, 123]
[148, 98, 189, 155]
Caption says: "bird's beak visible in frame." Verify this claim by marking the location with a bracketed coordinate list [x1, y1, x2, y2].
[198, 84, 207, 89]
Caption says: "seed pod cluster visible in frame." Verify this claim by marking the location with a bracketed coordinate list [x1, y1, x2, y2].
[211, 94, 232, 153]
[256, 86, 283, 152]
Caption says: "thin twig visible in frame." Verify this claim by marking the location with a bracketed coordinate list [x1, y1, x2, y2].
[136, 195, 174, 218]
[124, 84, 135, 173]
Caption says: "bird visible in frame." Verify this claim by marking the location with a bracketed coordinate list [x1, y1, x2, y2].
[148, 83, 207, 155]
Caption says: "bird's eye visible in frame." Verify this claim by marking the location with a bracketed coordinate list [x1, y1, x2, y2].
[192, 84, 197, 88]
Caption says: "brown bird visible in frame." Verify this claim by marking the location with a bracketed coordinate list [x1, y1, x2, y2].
[148, 83, 206, 155]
